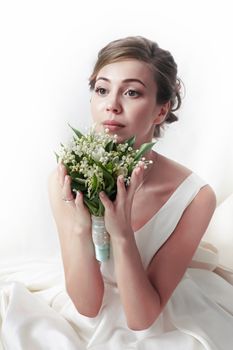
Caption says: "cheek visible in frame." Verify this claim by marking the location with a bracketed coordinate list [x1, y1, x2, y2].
[90, 97, 105, 117]
[90, 101, 98, 120]
[129, 101, 153, 121]
[90, 102, 95, 118]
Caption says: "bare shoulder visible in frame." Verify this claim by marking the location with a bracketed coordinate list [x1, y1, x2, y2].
[154, 153, 192, 185]
[156, 152, 216, 210]
[187, 183, 217, 219]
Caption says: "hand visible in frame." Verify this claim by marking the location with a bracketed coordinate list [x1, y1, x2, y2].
[98, 163, 145, 242]
[57, 163, 92, 235]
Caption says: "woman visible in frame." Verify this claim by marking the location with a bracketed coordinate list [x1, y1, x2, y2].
[53, 36, 216, 317]
[0, 35, 226, 350]
[47, 36, 233, 349]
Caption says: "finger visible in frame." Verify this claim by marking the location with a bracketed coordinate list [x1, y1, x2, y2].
[128, 165, 144, 199]
[99, 191, 114, 212]
[116, 175, 127, 198]
[74, 190, 85, 208]
[62, 175, 75, 205]
[57, 163, 67, 187]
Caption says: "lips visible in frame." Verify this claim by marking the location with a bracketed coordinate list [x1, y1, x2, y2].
[103, 120, 125, 127]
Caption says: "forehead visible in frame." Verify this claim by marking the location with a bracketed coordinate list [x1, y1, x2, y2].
[96, 59, 155, 87]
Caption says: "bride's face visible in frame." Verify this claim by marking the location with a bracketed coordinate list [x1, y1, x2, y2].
[90, 59, 165, 147]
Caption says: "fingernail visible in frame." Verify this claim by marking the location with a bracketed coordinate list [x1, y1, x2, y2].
[99, 191, 105, 198]
[118, 175, 124, 183]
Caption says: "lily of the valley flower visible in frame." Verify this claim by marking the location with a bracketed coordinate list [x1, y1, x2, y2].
[55, 124, 155, 216]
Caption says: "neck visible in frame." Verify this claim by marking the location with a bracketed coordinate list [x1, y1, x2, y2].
[135, 151, 158, 194]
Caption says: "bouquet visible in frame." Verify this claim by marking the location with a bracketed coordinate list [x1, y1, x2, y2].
[55, 124, 155, 262]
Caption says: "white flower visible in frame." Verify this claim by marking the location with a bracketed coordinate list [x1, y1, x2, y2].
[116, 167, 128, 177]
[57, 125, 155, 216]
[91, 147, 106, 161]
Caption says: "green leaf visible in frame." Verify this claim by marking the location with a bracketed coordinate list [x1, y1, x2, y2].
[105, 162, 114, 173]
[97, 200, 105, 216]
[124, 135, 136, 147]
[111, 142, 117, 152]
[108, 188, 117, 201]
[96, 162, 115, 192]
[70, 181, 86, 192]
[133, 142, 155, 162]
[72, 177, 86, 185]
[89, 173, 99, 199]
[93, 173, 98, 190]
[83, 197, 99, 215]
[54, 151, 60, 163]
[68, 123, 83, 139]
[105, 140, 114, 152]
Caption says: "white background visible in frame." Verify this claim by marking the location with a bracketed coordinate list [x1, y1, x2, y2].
[0, 0, 232, 262]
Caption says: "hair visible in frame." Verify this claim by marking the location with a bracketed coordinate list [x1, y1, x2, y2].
[89, 36, 183, 138]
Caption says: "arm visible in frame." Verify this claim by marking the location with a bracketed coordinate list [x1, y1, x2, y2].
[111, 233, 161, 330]
[146, 185, 216, 317]
[100, 169, 216, 330]
[48, 165, 104, 317]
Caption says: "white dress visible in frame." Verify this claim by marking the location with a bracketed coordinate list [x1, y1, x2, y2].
[0, 172, 233, 350]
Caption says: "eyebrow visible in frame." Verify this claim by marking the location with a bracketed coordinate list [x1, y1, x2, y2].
[96, 77, 146, 87]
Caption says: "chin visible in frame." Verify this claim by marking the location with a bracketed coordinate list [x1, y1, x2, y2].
[91, 123, 104, 133]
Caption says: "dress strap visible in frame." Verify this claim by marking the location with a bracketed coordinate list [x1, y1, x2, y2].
[134, 172, 208, 269]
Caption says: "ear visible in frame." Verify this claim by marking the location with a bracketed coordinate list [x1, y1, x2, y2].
[153, 101, 171, 125]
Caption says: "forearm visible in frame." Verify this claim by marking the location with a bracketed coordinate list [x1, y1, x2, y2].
[112, 234, 161, 330]
[58, 228, 104, 317]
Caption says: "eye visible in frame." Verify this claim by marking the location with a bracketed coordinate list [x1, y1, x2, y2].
[125, 89, 141, 97]
[95, 87, 108, 96]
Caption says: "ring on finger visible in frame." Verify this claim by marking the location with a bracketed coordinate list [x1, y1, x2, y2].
[62, 197, 74, 203]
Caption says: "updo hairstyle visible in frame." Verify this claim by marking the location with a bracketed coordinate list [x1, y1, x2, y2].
[89, 36, 183, 138]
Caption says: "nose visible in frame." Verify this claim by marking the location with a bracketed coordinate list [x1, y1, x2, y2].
[106, 96, 122, 114]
